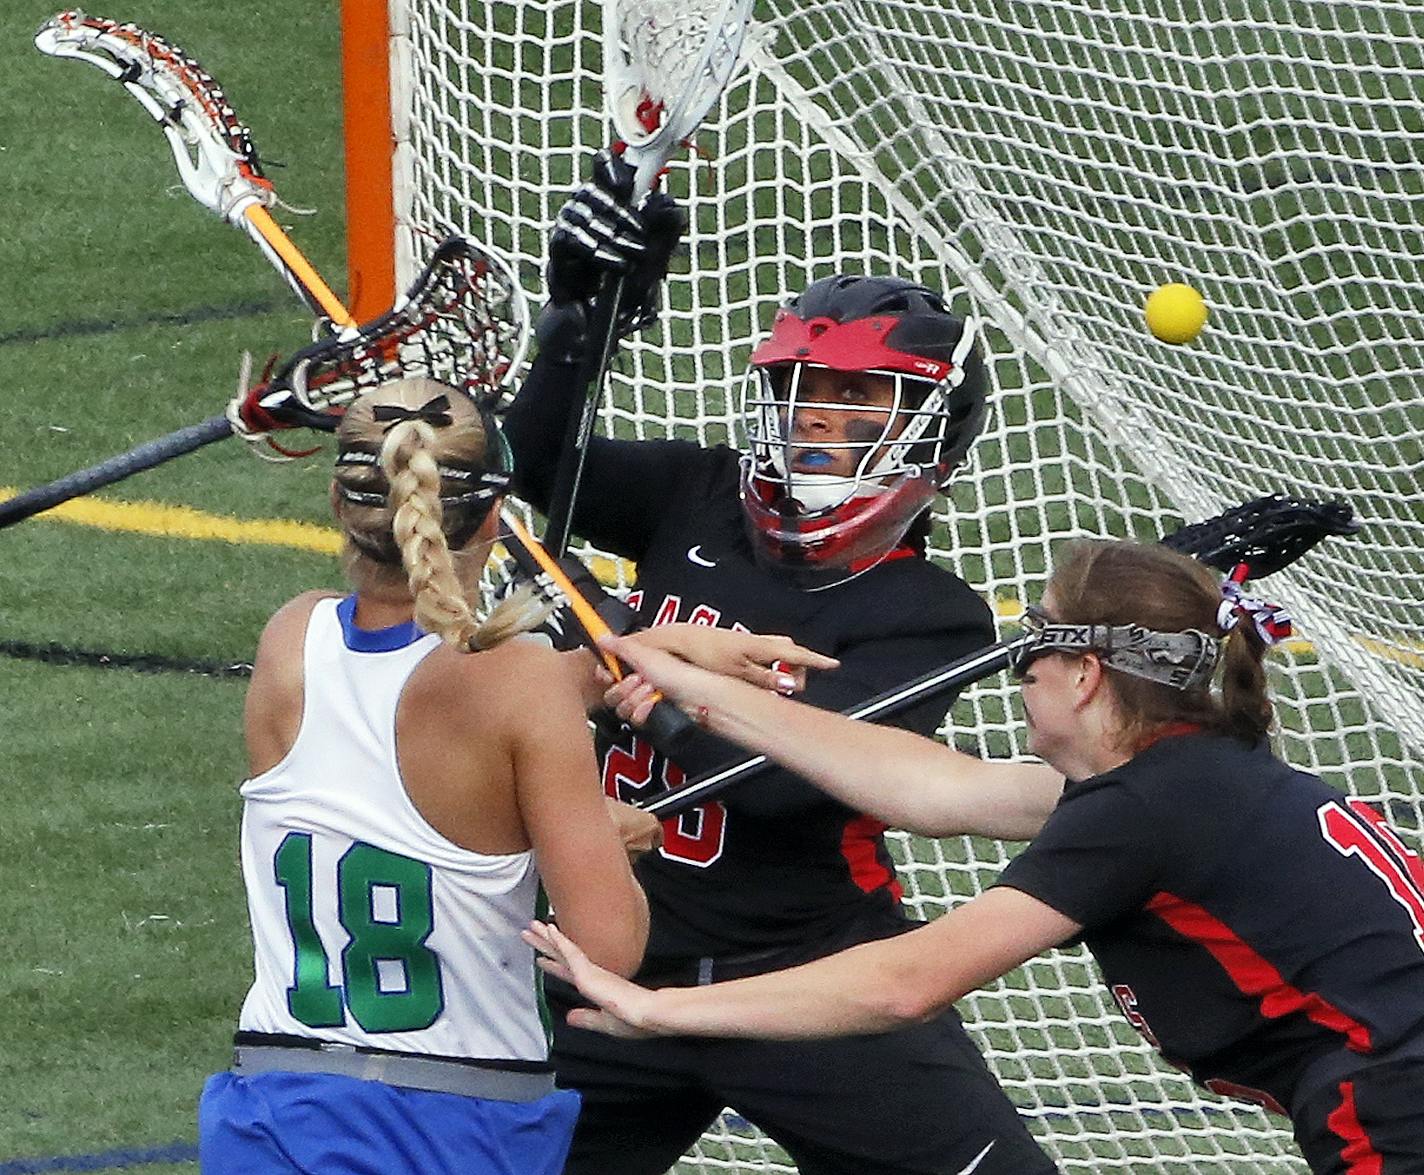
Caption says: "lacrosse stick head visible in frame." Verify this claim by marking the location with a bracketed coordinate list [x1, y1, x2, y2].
[1158, 493, 1360, 579]
[231, 237, 529, 450]
[603, 0, 753, 195]
[36, 10, 271, 225]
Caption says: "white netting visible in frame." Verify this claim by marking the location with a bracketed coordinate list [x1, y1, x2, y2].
[381, 0, 1424, 1169]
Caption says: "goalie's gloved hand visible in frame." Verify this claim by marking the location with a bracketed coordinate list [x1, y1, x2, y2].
[547, 150, 643, 304]
[547, 148, 686, 337]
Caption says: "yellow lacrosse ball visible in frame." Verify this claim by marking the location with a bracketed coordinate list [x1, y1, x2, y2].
[1144, 283, 1208, 344]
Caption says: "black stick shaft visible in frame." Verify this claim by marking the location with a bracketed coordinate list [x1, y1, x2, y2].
[0, 415, 233, 529]
[642, 636, 1029, 819]
[543, 273, 626, 557]
[638, 493, 1359, 821]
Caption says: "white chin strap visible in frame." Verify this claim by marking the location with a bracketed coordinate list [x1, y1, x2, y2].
[778, 471, 886, 513]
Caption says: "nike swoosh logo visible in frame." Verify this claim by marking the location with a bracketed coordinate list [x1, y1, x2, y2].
[955, 1141, 995, 1174]
[687, 545, 716, 568]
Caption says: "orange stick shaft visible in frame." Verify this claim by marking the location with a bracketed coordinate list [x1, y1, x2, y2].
[243, 204, 357, 329]
[502, 514, 624, 679]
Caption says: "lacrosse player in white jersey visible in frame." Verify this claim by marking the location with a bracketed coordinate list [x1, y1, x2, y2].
[198, 377, 650, 1174]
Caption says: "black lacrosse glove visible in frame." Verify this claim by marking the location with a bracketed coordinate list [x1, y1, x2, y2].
[546, 148, 686, 337]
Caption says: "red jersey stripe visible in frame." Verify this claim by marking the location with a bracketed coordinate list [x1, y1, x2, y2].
[848, 544, 917, 573]
[1145, 892, 1373, 1053]
[1325, 1080, 1384, 1174]
[841, 814, 902, 900]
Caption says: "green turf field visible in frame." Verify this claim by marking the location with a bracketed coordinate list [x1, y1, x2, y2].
[1, 2, 346, 1167]
[3, 3, 1420, 1174]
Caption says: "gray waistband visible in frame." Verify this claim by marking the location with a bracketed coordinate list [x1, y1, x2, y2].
[232, 1044, 556, 1102]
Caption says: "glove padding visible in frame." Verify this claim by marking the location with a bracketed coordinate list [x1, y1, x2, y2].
[547, 148, 686, 336]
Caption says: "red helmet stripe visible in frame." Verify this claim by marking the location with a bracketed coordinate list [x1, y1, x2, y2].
[750, 313, 952, 381]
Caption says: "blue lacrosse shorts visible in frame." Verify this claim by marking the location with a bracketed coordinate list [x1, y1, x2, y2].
[199, 1069, 581, 1174]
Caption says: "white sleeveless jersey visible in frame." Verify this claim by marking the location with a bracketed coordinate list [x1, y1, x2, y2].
[237, 595, 548, 1062]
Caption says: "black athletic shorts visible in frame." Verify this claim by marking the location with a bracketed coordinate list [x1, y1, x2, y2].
[548, 913, 1058, 1175]
[1292, 1057, 1424, 1173]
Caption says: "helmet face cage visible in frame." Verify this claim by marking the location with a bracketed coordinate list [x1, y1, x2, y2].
[740, 361, 959, 517]
[736, 275, 986, 573]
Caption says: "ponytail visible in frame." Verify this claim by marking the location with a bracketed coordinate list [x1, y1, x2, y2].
[1218, 614, 1273, 745]
[1050, 540, 1277, 747]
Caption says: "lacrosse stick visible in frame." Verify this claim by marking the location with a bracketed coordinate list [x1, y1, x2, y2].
[35, 9, 353, 328]
[0, 237, 527, 528]
[499, 514, 695, 756]
[16, 7, 692, 751]
[542, 0, 754, 555]
[643, 494, 1360, 819]
[25, 12, 696, 750]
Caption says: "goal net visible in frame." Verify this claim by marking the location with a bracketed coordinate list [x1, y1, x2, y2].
[356, 1, 1424, 1169]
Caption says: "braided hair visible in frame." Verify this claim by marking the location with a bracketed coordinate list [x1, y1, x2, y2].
[333, 377, 547, 651]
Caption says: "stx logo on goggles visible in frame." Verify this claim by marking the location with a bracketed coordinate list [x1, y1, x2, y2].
[1011, 607, 1220, 691]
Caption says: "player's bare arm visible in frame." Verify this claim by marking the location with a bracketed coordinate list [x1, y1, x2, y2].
[525, 887, 1078, 1040]
[604, 623, 840, 694]
[603, 631, 1063, 839]
[505, 640, 650, 977]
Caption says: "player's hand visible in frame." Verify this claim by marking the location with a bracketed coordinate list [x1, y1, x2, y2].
[604, 796, 663, 859]
[605, 626, 839, 694]
[601, 672, 668, 729]
[546, 148, 686, 334]
[597, 628, 838, 729]
[523, 920, 659, 1039]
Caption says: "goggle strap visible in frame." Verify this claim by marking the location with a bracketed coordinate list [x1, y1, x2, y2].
[1017, 615, 1220, 691]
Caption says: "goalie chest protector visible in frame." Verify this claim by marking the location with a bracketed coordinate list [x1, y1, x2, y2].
[600, 444, 995, 963]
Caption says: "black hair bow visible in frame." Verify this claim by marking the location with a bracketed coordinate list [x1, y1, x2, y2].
[372, 394, 454, 432]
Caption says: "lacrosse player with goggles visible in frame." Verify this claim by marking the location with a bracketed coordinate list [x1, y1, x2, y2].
[503, 152, 1057, 1174]
[197, 377, 653, 1175]
[537, 539, 1424, 1174]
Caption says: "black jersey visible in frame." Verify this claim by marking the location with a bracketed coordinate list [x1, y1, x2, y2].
[506, 349, 994, 962]
[996, 731, 1424, 1111]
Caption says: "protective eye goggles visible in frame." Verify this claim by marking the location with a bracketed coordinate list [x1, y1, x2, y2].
[1010, 606, 1221, 691]
[1007, 607, 1063, 678]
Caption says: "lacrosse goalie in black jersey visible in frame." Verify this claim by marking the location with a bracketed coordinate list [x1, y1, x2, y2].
[503, 152, 1056, 1175]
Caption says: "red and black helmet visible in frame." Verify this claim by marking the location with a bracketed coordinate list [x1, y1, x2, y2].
[739, 274, 986, 577]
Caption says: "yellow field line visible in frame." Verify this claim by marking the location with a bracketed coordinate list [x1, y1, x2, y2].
[0, 486, 342, 555]
[1354, 635, 1424, 671]
[0, 487, 631, 582]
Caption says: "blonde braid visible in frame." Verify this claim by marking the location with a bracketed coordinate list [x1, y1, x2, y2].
[382, 419, 483, 650]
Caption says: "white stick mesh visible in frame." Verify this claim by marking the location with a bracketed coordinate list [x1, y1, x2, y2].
[383, 1, 1424, 1169]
